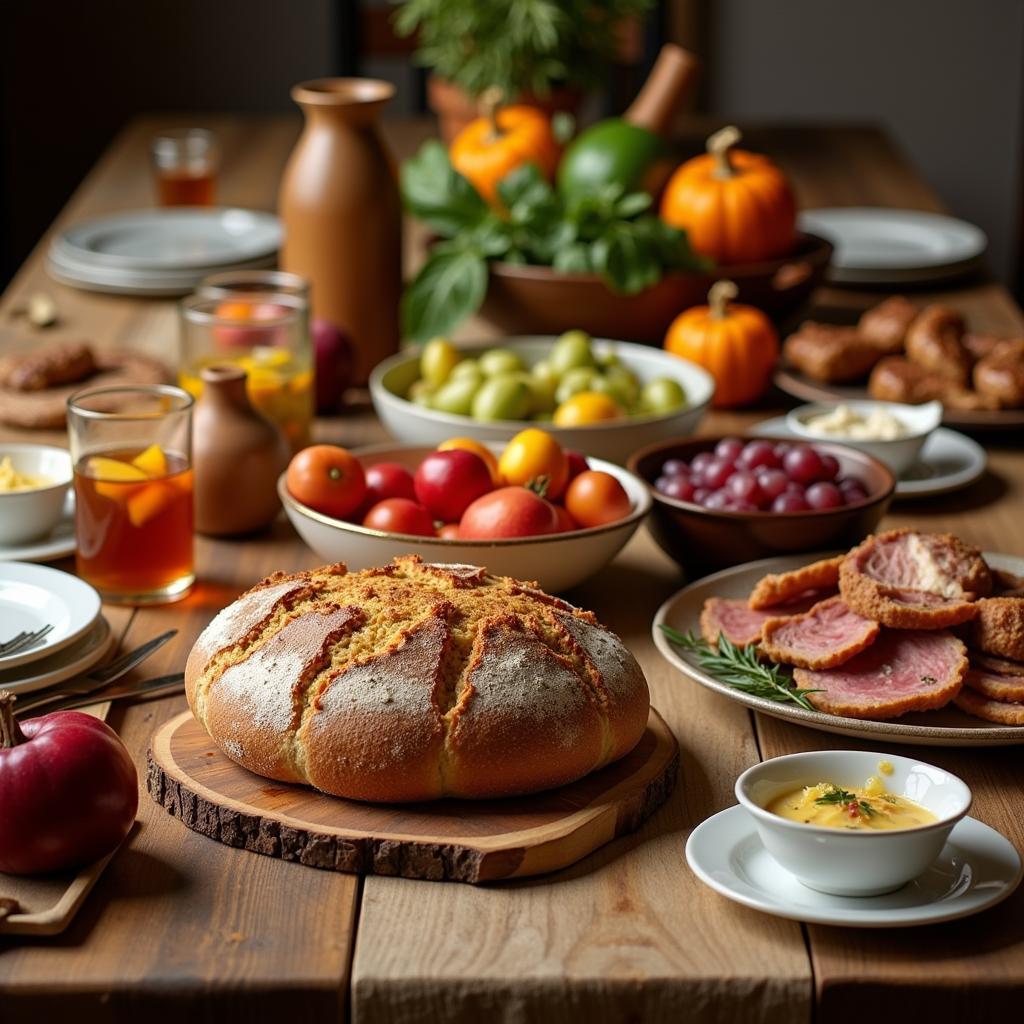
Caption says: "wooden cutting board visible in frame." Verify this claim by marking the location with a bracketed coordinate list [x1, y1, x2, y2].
[148, 708, 679, 884]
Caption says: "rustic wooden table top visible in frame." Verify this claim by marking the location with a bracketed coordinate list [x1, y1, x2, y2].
[0, 114, 1022, 1024]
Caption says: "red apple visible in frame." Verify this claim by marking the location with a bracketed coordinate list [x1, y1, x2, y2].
[413, 450, 493, 523]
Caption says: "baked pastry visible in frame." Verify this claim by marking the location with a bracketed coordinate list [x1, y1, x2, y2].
[904, 304, 971, 385]
[185, 557, 650, 803]
[857, 295, 917, 353]
[974, 340, 1024, 408]
[782, 323, 883, 383]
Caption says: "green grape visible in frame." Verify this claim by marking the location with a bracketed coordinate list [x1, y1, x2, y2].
[471, 374, 532, 421]
[549, 330, 595, 376]
[430, 376, 480, 416]
[640, 377, 688, 414]
[555, 366, 599, 405]
[449, 358, 483, 384]
[408, 379, 435, 407]
[479, 348, 525, 377]
[420, 337, 460, 387]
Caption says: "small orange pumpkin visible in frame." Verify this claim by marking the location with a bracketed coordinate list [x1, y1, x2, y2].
[450, 100, 560, 205]
[664, 280, 779, 408]
[660, 125, 796, 265]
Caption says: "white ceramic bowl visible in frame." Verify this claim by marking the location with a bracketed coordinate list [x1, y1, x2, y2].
[786, 400, 942, 476]
[369, 337, 715, 465]
[279, 443, 651, 593]
[0, 444, 73, 545]
[735, 750, 972, 897]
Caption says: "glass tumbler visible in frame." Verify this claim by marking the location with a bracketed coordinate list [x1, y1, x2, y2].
[151, 128, 218, 206]
[67, 385, 194, 605]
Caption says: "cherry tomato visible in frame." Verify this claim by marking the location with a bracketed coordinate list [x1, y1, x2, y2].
[414, 449, 493, 522]
[564, 470, 632, 528]
[362, 498, 435, 536]
[552, 504, 579, 533]
[286, 445, 366, 520]
[438, 523, 461, 540]
[459, 487, 559, 539]
[498, 428, 568, 499]
[437, 437, 500, 483]
[565, 450, 590, 484]
[364, 462, 416, 506]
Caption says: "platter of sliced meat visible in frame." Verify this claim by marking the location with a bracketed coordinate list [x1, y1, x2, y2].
[653, 529, 1024, 746]
[775, 295, 1024, 430]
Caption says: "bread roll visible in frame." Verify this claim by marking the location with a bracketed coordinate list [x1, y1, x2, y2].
[185, 556, 650, 802]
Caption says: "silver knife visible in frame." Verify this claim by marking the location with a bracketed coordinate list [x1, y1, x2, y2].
[17, 673, 186, 716]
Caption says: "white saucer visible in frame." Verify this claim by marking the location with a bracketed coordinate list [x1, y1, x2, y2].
[797, 208, 986, 285]
[750, 419, 986, 499]
[686, 805, 1022, 928]
[0, 493, 76, 563]
[0, 615, 113, 696]
[0, 562, 101, 670]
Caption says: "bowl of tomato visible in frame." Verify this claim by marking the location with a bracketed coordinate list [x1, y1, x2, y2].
[279, 438, 652, 594]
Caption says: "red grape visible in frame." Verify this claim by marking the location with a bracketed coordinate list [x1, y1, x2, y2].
[727, 471, 762, 505]
[702, 458, 734, 490]
[714, 438, 744, 462]
[773, 442, 793, 460]
[693, 487, 710, 504]
[756, 468, 789, 501]
[806, 481, 843, 509]
[819, 453, 840, 481]
[657, 476, 695, 502]
[702, 490, 731, 510]
[661, 458, 690, 478]
[772, 491, 810, 513]
[783, 446, 824, 484]
[738, 440, 781, 471]
[691, 452, 714, 476]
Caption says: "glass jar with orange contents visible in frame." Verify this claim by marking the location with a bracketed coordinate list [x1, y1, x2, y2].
[178, 292, 313, 452]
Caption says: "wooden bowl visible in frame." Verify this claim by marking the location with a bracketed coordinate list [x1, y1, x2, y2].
[627, 435, 894, 576]
[479, 233, 833, 344]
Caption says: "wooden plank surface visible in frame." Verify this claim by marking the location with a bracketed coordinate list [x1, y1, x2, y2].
[0, 113, 1021, 1023]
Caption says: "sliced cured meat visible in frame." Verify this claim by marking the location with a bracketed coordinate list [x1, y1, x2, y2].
[839, 529, 990, 629]
[970, 597, 1024, 661]
[792, 630, 967, 720]
[954, 687, 1024, 726]
[748, 555, 843, 610]
[760, 597, 880, 670]
[965, 668, 1024, 703]
[699, 592, 823, 648]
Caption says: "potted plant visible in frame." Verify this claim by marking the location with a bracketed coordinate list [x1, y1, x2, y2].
[393, 0, 656, 141]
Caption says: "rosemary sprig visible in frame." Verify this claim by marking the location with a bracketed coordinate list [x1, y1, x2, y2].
[659, 625, 823, 712]
[814, 787, 875, 817]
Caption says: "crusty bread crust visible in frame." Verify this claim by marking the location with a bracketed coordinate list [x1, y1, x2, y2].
[748, 556, 843, 610]
[971, 597, 1024, 661]
[185, 557, 649, 802]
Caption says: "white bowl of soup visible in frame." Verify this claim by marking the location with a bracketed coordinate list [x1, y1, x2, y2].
[735, 750, 972, 897]
[0, 444, 72, 545]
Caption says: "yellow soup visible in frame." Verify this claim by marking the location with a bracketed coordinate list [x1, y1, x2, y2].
[766, 777, 938, 831]
[0, 456, 52, 492]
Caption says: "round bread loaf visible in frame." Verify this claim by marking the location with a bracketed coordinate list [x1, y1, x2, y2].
[185, 556, 650, 802]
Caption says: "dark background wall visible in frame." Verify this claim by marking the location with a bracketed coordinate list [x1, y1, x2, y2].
[2, 0, 1022, 293]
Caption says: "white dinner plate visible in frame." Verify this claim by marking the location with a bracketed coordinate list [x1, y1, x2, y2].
[686, 805, 1021, 928]
[57, 208, 282, 270]
[0, 491, 76, 564]
[749, 419, 987, 500]
[0, 615, 113, 696]
[653, 551, 1024, 747]
[0, 562, 101, 671]
[797, 208, 987, 285]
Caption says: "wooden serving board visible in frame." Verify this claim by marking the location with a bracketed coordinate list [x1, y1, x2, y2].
[148, 708, 679, 884]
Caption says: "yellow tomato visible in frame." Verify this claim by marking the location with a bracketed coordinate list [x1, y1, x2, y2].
[552, 392, 624, 427]
[437, 437, 500, 484]
[498, 428, 568, 500]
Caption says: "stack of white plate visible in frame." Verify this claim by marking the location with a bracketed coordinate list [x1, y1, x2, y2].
[47, 208, 283, 296]
[0, 563, 112, 696]
[797, 208, 987, 285]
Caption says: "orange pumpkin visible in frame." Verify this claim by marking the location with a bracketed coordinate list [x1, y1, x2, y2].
[664, 280, 779, 408]
[450, 102, 560, 205]
[660, 126, 796, 264]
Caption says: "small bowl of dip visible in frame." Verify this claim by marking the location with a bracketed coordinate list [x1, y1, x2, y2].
[0, 444, 72, 545]
[786, 399, 941, 477]
[735, 750, 972, 897]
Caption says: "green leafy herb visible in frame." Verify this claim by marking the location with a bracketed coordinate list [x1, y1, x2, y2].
[658, 626, 823, 711]
[400, 150, 710, 341]
[813, 787, 876, 818]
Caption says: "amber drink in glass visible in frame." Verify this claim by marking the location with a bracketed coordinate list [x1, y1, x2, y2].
[151, 129, 218, 207]
[68, 386, 194, 604]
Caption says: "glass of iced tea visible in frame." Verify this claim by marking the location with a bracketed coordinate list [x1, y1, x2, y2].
[67, 385, 194, 605]
[151, 128, 218, 206]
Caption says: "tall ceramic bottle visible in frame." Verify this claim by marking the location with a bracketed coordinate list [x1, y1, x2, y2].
[279, 79, 402, 385]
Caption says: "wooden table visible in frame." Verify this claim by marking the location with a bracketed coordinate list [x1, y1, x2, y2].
[1, 115, 1022, 1024]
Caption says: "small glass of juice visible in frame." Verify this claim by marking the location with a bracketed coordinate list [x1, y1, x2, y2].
[67, 385, 194, 605]
[151, 128, 218, 207]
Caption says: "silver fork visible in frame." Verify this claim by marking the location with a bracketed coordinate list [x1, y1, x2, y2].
[0, 624, 54, 656]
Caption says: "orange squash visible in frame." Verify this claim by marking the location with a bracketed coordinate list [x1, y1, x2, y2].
[450, 101, 560, 205]
[660, 126, 796, 265]
[664, 280, 779, 408]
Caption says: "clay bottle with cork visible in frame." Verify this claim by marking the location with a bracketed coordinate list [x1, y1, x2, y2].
[279, 78, 402, 385]
[192, 365, 290, 537]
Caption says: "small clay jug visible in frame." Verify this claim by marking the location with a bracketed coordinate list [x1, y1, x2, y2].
[279, 78, 402, 386]
[192, 365, 290, 537]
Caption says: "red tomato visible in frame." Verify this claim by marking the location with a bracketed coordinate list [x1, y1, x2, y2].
[564, 470, 632, 528]
[362, 498, 436, 537]
[565, 450, 590, 484]
[552, 504, 579, 533]
[414, 450, 493, 523]
[0, 700, 138, 875]
[438, 523, 461, 540]
[364, 462, 416, 506]
[286, 445, 366, 520]
[459, 487, 560, 539]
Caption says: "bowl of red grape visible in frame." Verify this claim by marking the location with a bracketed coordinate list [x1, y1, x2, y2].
[628, 435, 895, 573]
